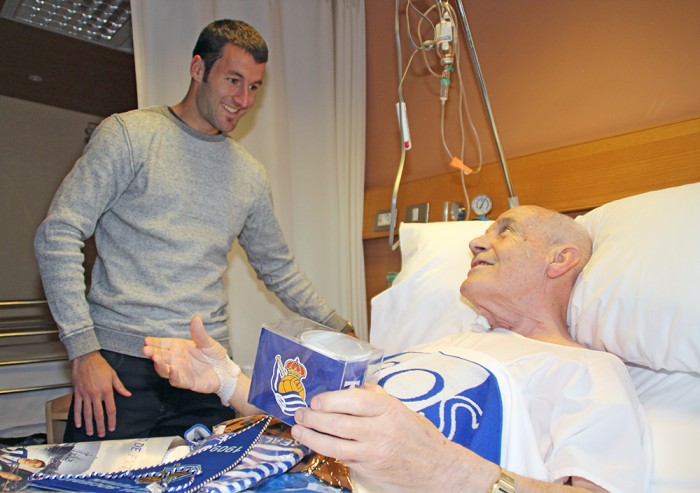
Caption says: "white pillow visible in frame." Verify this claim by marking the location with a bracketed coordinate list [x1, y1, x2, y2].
[370, 220, 492, 355]
[568, 182, 700, 374]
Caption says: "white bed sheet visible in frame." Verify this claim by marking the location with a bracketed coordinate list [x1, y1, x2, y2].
[627, 365, 700, 493]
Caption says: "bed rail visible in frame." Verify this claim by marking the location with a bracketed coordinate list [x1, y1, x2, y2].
[0, 299, 70, 395]
[0, 299, 55, 334]
[0, 383, 72, 396]
[0, 300, 48, 307]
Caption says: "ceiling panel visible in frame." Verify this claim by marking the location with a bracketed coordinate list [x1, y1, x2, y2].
[0, 0, 136, 117]
[0, 0, 132, 52]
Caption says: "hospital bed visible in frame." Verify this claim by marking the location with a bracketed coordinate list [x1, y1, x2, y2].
[4, 183, 697, 493]
[370, 182, 700, 493]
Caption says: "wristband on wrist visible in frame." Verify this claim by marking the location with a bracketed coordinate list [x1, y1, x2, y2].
[197, 349, 241, 406]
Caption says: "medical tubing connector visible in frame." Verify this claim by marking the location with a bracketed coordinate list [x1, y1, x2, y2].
[440, 66, 452, 103]
[197, 348, 241, 406]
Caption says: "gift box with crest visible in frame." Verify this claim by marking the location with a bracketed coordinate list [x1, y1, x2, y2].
[248, 317, 384, 425]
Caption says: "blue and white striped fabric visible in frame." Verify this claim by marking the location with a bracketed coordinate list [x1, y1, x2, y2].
[202, 435, 309, 493]
[378, 350, 504, 464]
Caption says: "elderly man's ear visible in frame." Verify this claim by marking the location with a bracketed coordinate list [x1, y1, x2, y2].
[545, 244, 582, 279]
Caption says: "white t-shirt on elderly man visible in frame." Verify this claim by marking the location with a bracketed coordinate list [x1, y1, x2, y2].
[364, 328, 651, 493]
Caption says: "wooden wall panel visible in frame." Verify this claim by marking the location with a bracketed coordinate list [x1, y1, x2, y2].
[364, 118, 700, 239]
[362, 118, 700, 319]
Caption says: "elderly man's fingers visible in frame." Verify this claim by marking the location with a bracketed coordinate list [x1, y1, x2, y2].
[190, 315, 229, 360]
[294, 398, 396, 447]
[291, 421, 364, 462]
[144, 335, 195, 352]
[189, 316, 212, 346]
[309, 387, 391, 417]
[146, 349, 178, 382]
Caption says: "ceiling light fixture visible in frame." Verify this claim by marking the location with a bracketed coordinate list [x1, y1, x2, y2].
[0, 0, 132, 52]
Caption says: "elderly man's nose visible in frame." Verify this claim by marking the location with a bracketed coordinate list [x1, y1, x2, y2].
[469, 235, 488, 254]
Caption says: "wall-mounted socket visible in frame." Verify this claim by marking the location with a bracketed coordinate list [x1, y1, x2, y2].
[375, 209, 392, 231]
[443, 201, 465, 221]
[405, 202, 429, 223]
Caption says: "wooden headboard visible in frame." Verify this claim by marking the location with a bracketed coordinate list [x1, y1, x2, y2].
[362, 117, 700, 321]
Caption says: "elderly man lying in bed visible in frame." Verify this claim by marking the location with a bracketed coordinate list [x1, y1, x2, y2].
[144, 205, 650, 493]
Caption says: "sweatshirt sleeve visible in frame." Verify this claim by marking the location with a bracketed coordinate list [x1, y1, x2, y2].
[34, 115, 136, 360]
[237, 176, 348, 331]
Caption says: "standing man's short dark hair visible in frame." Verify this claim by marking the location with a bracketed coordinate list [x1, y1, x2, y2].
[194, 19, 269, 81]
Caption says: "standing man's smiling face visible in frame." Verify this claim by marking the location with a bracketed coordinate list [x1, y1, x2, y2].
[190, 43, 266, 135]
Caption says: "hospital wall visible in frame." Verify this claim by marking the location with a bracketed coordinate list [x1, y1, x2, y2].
[361, 1, 700, 322]
[0, 95, 100, 437]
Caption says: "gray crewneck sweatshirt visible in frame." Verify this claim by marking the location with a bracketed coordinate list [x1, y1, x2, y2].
[35, 106, 344, 360]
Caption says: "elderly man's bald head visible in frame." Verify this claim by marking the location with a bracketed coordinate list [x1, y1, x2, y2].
[460, 205, 592, 337]
[518, 205, 592, 277]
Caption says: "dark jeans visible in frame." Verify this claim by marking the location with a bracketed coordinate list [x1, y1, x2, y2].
[63, 350, 237, 442]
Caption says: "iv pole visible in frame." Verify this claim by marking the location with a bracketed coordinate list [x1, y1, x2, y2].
[454, 0, 519, 208]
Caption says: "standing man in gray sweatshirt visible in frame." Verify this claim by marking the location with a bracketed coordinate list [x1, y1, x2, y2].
[34, 19, 353, 442]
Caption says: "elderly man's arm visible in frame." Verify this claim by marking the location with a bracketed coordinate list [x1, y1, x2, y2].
[291, 387, 608, 493]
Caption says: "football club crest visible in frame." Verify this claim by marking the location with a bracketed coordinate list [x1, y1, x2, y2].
[271, 355, 309, 417]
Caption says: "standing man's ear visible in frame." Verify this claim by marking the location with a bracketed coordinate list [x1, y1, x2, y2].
[190, 55, 206, 83]
[546, 244, 581, 279]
